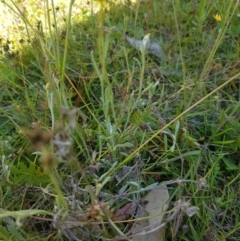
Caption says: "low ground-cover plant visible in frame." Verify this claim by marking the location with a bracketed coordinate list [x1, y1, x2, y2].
[0, 0, 240, 240]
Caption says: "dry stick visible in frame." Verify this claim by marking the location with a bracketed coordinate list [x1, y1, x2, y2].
[109, 71, 240, 176]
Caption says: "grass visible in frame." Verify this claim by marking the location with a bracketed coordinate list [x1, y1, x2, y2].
[0, 0, 240, 240]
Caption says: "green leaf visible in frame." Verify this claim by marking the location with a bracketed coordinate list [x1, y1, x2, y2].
[0, 225, 11, 241]
[10, 161, 50, 186]
[189, 220, 200, 241]
[7, 225, 25, 240]
[222, 158, 239, 170]
[114, 142, 134, 149]
[237, 135, 240, 148]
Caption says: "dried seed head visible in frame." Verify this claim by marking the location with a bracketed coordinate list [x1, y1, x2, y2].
[40, 150, 56, 171]
[21, 121, 52, 151]
[87, 201, 109, 221]
[197, 177, 207, 189]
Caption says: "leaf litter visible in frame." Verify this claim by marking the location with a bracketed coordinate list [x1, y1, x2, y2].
[103, 26, 163, 60]
[129, 185, 169, 241]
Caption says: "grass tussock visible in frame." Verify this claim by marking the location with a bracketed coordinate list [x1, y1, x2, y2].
[0, 0, 240, 240]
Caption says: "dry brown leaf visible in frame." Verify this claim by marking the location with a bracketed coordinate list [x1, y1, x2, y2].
[113, 202, 137, 221]
[125, 34, 162, 60]
[130, 185, 169, 241]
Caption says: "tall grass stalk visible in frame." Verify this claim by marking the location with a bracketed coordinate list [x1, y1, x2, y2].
[59, 0, 75, 106]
